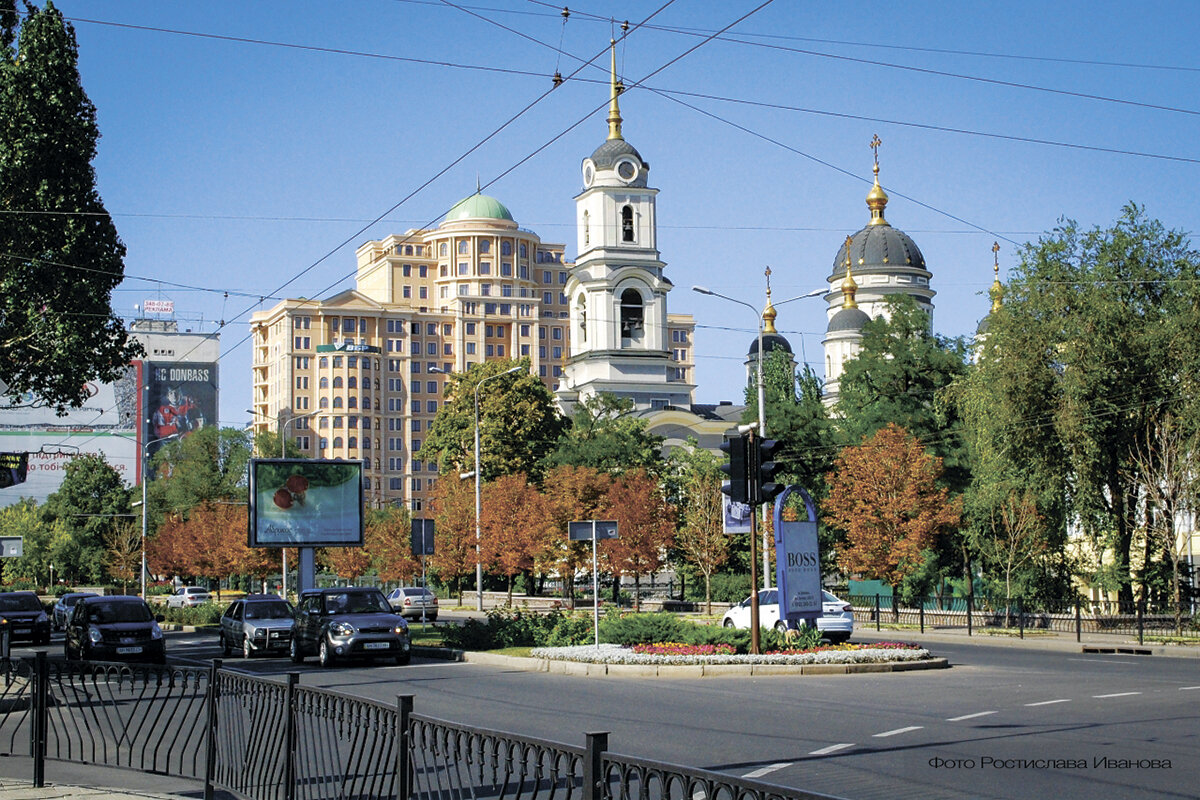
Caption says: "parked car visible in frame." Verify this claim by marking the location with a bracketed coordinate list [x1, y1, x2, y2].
[219, 594, 295, 658]
[0, 591, 52, 645]
[166, 586, 211, 609]
[386, 586, 438, 621]
[290, 587, 411, 668]
[52, 592, 98, 631]
[721, 589, 855, 643]
[64, 595, 165, 663]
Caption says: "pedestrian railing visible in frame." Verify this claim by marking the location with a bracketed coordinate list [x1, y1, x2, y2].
[849, 594, 1200, 643]
[0, 653, 844, 800]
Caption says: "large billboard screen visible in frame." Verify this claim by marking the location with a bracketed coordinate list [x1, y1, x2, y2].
[249, 459, 364, 548]
[143, 361, 217, 458]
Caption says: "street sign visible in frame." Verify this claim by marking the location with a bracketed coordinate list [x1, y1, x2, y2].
[410, 518, 435, 556]
[568, 520, 618, 541]
[0, 537, 22, 558]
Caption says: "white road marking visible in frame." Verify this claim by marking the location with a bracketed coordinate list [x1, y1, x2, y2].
[873, 726, 923, 738]
[743, 763, 790, 779]
[1093, 692, 1141, 698]
[809, 743, 856, 756]
[1068, 658, 1141, 665]
[1025, 699, 1071, 706]
[1180, 686, 1200, 691]
[946, 711, 998, 722]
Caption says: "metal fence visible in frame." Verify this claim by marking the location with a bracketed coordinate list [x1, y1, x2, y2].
[849, 594, 1200, 644]
[0, 654, 843, 800]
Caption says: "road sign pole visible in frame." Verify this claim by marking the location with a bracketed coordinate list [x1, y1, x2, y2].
[592, 521, 599, 649]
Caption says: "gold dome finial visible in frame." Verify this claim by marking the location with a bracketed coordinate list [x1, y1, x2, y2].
[606, 39, 624, 141]
[762, 265, 778, 333]
[841, 236, 859, 309]
[866, 134, 889, 226]
[990, 241, 1004, 312]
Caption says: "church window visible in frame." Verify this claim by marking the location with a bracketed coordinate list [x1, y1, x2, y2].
[583, 210, 590, 246]
[620, 289, 644, 343]
[621, 206, 635, 242]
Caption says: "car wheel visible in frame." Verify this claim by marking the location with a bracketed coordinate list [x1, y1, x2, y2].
[318, 637, 335, 669]
[220, 633, 231, 658]
[289, 637, 304, 664]
[242, 635, 253, 659]
[722, 618, 735, 628]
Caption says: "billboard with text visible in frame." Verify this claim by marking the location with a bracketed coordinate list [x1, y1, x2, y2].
[249, 459, 364, 547]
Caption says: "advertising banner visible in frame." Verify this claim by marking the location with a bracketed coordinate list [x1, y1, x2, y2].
[722, 495, 752, 534]
[249, 458, 364, 547]
[775, 519, 822, 619]
[144, 361, 217, 458]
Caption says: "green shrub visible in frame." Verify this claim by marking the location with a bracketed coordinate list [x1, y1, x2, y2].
[160, 604, 223, 626]
[688, 573, 751, 605]
[598, 612, 688, 646]
[541, 614, 594, 647]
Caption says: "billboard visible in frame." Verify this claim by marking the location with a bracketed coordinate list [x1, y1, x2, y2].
[249, 459, 364, 547]
[143, 361, 217, 458]
[774, 519, 822, 619]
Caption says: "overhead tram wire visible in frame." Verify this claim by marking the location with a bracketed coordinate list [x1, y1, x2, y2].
[44, 15, 1195, 165]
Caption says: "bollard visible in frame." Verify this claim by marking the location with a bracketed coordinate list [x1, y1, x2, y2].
[919, 602, 925, 634]
[874, 594, 880, 632]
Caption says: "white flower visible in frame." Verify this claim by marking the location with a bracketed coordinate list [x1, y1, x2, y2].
[528, 643, 932, 666]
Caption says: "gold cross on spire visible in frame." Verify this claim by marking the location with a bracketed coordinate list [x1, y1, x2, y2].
[870, 134, 882, 174]
[764, 265, 772, 297]
[992, 240, 1000, 275]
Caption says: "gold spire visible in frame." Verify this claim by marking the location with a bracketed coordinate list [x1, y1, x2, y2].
[866, 133, 889, 226]
[762, 266, 778, 333]
[841, 235, 859, 309]
[606, 39, 624, 141]
[990, 241, 1004, 312]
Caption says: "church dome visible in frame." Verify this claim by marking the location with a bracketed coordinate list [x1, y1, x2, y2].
[975, 315, 991, 336]
[828, 306, 871, 333]
[831, 224, 927, 279]
[590, 138, 645, 170]
[748, 332, 793, 356]
[445, 192, 514, 222]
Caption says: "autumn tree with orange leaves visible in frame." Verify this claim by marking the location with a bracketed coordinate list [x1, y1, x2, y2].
[602, 469, 674, 610]
[823, 424, 961, 608]
[147, 501, 272, 600]
[367, 507, 421, 584]
[429, 475, 477, 597]
[541, 465, 613, 603]
[480, 473, 554, 603]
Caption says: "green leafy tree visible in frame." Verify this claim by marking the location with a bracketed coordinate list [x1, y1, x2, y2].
[966, 204, 1200, 605]
[0, 1, 141, 411]
[0, 497, 54, 586]
[147, 426, 255, 517]
[420, 359, 567, 484]
[543, 392, 664, 476]
[669, 443, 729, 614]
[40, 453, 132, 583]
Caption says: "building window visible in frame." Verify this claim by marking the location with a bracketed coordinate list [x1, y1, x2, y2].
[501, 241, 512, 256]
[622, 205, 634, 242]
[333, 437, 343, 448]
[620, 289, 644, 341]
[458, 241, 468, 254]
[480, 262, 491, 275]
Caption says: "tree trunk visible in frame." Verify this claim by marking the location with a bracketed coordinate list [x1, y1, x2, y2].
[704, 572, 712, 616]
[633, 574, 641, 612]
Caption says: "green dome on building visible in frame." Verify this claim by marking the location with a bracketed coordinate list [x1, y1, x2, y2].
[444, 192, 514, 222]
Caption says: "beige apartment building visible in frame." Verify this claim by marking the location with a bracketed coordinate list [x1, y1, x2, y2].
[248, 192, 695, 512]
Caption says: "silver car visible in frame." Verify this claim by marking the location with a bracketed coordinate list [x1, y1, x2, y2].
[219, 594, 295, 658]
[166, 586, 211, 609]
[386, 587, 438, 621]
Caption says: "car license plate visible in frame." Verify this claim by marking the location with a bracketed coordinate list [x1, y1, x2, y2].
[364, 642, 390, 650]
[116, 646, 142, 655]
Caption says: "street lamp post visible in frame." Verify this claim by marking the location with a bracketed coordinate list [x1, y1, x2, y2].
[248, 408, 319, 599]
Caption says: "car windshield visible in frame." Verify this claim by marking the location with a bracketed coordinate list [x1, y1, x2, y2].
[0, 594, 43, 612]
[88, 602, 152, 624]
[245, 601, 293, 620]
[324, 592, 389, 614]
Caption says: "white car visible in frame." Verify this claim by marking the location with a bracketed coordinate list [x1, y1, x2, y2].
[722, 589, 854, 643]
[166, 586, 212, 609]
[386, 587, 438, 621]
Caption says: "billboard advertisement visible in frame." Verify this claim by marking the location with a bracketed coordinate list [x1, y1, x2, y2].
[143, 361, 217, 458]
[249, 459, 364, 547]
[774, 519, 822, 619]
[0, 367, 139, 508]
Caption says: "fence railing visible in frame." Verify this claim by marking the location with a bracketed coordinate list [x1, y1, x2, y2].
[0, 653, 845, 800]
[849, 594, 1200, 644]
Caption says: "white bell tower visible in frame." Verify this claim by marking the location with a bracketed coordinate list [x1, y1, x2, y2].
[559, 42, 692, 412]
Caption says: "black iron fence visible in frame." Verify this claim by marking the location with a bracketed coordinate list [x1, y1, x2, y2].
[0, 653, 843, 800]
[849, 594, 1200, 644]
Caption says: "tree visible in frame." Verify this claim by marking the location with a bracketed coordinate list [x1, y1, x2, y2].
[420, 359, 567, 484]
[822, 424, 962, 609]
[0, 497, 54, 586]
[103, 520, 141, 594]
[480, 473, 552, 603]
[670, 443, 729, 614]
[146, 500, 266, 594]
[365, 506, 420, 584]
[428, 475, 476, 598]
[601, 469, 674, 610]
[41, 453, 131, 583]
[543, 393, 664, 476]
[147, 426, 255, 518]
[0, 1, 141, 411]
[541, 464, 612, 602]
[966, 204, 1200, 604]
[325, 543, 370, 583]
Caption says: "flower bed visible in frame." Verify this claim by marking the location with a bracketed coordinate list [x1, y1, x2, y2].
[531, 641, 933, 666]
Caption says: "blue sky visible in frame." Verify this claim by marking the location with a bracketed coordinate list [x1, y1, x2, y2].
[46, 0, 1198, 428]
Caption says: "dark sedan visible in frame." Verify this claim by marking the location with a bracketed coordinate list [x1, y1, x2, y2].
[52, 592, 98, 631]
[290, 587, 411, 668]
[0, 591, 51, 644]
[64, 596, 165, 664]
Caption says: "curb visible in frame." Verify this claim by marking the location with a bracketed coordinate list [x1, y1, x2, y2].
[452, 649, 949, 677]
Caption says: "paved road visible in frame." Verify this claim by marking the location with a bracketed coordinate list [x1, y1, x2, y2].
[11, 625, 1197, 800]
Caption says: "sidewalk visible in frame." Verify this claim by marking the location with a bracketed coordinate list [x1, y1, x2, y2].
[853, 621, 1200, 657]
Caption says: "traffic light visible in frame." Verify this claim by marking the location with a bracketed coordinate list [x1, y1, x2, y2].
[719, 434, 748, 505]
[750, 438, 785, 505]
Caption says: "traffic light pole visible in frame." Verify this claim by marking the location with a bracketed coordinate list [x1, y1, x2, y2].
[747, 430, 761, 655]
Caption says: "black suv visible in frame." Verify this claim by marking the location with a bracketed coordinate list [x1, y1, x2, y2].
[290, 587, 411, 668]
[0, 591, 51, 645]
[64, 595, 165, 664]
